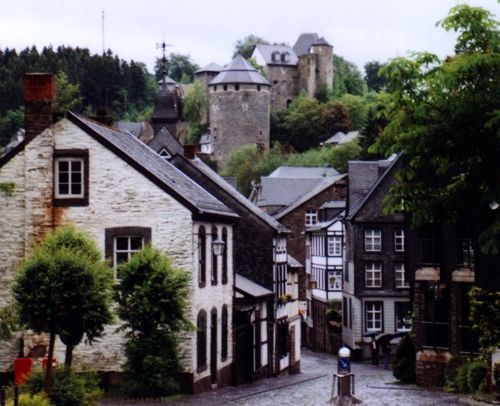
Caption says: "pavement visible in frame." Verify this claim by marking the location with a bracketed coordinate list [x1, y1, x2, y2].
[101, 349, 487, 406]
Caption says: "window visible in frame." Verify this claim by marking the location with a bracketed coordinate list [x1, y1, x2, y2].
[394, 229, 405, 252]
[272, 51, 281, 62]
[221, 305, 228, 361]
[54, 149, 88, 206]
[158, 148, 170, 159]
[197, 310, 207, 372]
[365, 262, 382, 288]
[395, 302, 412, 331]
[365, 229, 382, 251]
[222, 227, 228, 284]
[365, 302, 383, 331]
[305, 209, 318, 226]
[276, 264, 287, 299]
[395, 263, 409, 288]
[198, 226, 207, 288]
[328, 270, 342, 290]
[211, 226, 218, 285]
[327, 236, 342, 256]
[458, 239, 475, 268]
[257, 85, 261, 91]
[235, 84, 240, 91]
[105, 227, 151, 281]
[223, 84, 228, 91]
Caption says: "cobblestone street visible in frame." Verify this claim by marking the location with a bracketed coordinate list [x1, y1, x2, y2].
[101, 349, 486, 406]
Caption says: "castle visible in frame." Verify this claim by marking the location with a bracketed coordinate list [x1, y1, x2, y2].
[149, 33, 334, 170]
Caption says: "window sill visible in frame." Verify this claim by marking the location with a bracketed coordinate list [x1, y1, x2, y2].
[54, 197, 89, 207]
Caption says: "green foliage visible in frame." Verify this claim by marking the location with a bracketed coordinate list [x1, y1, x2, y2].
[337, 94, 368, 131]
[6, 393, 51, 406]
[468, 287, 500, 359]
[155, 53, 198, 83]
[247, 57, 267, 77]
[359, 94, 390, 160]
[314, 84, 329, 103]
[0, 303, 20, 339]
[372, 4, 500, 253]
[392, 334, 416, 383]
[53, 71, 83, 115]
[364, 61, 388, 92]
[445, 355, 471, 391]
[183, 81, 208, 124]
[332, 55, 367, 97]
[0, 182, 16, 196]
[233, 35, 269, 58]
[0, 108, 24, 147]
[494, 363, 500, 389]
[325, 302, 342, 335]
[114, 245, 191, 396]
[457, 363, 471, 393]
[467, 360, 488, 393]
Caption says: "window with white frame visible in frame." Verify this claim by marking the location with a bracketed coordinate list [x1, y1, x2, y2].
[364, 228, 382, 251]
[305, 209, 318, 226]
[395, 302, 412, 331]
[55, 157, 84, 198]
[394, 229, 405, 252]
[113, 236, 143, 280]
[328, 270, 342, 290]
[395, 263, 409, 288]
[327, 236, 342, 256]
[365, 262, 382, 288]
[365, 302, 383, 331]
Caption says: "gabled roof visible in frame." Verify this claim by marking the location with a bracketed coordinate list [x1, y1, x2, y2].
[293, 33, 319, 56]
[195, 63, 223, 74]
[288, 254, 303, 268]
[305, 210, 345, 232]
[253, 44, 298, 66]
[209, 55, 270, 86]
[275, 174, 347, 219]
[235, 273, 273, 298]
[256, 177, 324, 208]
[147, 126, 183, 156]
[268, 166, 339, 178]
[347, 154, 402, 221]
[67, 113, 237, 219]
[170, 154, 290, 233]
[325, 131, 359, 145]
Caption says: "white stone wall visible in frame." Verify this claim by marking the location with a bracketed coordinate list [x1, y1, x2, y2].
[0, 119, 238, 376]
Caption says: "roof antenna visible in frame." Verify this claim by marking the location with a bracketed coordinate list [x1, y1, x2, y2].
[156, 36, 173, 81]
[101, 10, 105, 54]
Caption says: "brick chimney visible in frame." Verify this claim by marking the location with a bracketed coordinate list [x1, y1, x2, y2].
[24, 73, 56, 138]
[183, 144, 196, 160]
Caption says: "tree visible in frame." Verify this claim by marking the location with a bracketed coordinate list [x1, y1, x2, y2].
[0, 108, 23, 147]
[283, 93, 321, 152]
[114, 245, 191, 396]
[13, 227, 113, 391]
[338, 94, 369, 131]
[233, 34, 269, 58]
[319, 100, 351, 136]
[364, 61, 388, 92]
[358, 96, 389, 160]
[183, 80, 208, 145]
[53, 71, 83, 116]
[332, 55, 367, 97]
[373, 4, 500, 254]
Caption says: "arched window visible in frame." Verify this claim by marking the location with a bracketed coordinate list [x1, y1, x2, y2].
[211, 226, 218, 285]
[197, 309, 207, 372]
[221, 305, 228, 361]
[222, 227, 228, 284]
[198, 226, 206, 288]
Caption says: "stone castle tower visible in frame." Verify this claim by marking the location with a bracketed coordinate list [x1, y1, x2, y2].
[208, 55, 271, 170]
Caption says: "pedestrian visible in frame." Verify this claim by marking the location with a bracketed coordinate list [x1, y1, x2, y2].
[370, 336, 379, 367]
[382, 339, 391, 370]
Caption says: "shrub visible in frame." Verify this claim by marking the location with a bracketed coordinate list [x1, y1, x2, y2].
[457, 363, 471, 393]
[445, 355, 470, 391]
[392, 334, 416, 383]
[467, 360, 487, 393]
[7, 393, 52, 406]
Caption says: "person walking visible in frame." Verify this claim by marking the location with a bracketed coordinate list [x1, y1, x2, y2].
[370, 336, 379, 367]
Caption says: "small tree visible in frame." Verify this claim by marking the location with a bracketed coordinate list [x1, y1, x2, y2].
[13, 226, 113, 391]
[114, 245, 191, 396]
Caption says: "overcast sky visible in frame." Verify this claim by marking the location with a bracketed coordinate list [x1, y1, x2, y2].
[1, 0, 498, 73]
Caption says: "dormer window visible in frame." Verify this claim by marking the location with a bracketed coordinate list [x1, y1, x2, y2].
[159, 148, 170, 159]
[271, 51, 281, 62]
[281, 52, 290, 62]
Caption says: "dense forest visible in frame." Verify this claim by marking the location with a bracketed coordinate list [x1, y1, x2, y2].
[0, 46, 157, 146]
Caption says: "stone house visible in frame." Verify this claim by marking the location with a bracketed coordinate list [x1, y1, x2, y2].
[0, 73, 239, 393]
[152, 131, 302, 380]
[343, 156, 411, 359]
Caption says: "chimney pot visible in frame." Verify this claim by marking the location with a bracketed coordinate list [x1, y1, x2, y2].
[183, 144, 196, 160]
[24, 73, 56, 102]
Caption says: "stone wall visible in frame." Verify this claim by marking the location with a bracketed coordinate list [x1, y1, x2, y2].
[265, 65, 299, 111]
[297, 54, 316, 99]
[209, 84, 270, 170]
[312, 45, 334, 91]
[416, 350, 451, 387]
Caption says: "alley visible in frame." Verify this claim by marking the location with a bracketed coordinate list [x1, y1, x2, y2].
[102, 349, 484, 406]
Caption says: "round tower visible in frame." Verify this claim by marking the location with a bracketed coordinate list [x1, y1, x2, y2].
[311, 37, 334, 91]
[208, 55, 271, 170]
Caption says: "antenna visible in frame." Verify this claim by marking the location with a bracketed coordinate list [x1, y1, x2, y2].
[156, 38, 173, 77]
[101, 10, 105, 54]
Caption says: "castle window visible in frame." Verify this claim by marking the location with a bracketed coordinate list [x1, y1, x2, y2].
[223, 84, 228, 91]
[272, 51, 281, 62]
[235, 84, 240, 91]
[273, 80, 278, 85]
[281, 52, 290, 62]
[214, 86, 217, 91]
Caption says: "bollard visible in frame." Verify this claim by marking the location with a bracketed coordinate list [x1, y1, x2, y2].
[331, 346, 362, 405]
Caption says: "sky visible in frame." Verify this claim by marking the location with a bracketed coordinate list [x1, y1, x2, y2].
[1, 0, 498, 73]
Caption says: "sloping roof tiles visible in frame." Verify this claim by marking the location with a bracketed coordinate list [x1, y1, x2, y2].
[253, 44, 299, 66]
[293, 33, 319, 56]
[209, 55, 270, 86]
[147, 126, 183, 156]
[268, 166, 339, 178]
[195, 63, 223, 74]
[235, 273, 273, 298]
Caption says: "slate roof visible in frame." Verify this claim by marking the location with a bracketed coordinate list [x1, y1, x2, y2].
[325, 131, 359, 145]
[320, 200, 346, 210]
[210, 55, 270, 86]
[293, 33, 319, 56]
[235, 273, 273, 298]
[195, 63, 223, 74]
[147, 126, 183, 156]
[256, 177, 324, 208]
[170, 155, 290, 233]
[151, 82, 178, 120]
[116, 121, 145, 138]
[253, 44, 298, 66]
[313, 37, 333, 48]
[275, 174, 347, 219]
[346, 159, 394, 216]
[287, 254, 303, 268]
[67, 113, 237, 219]
[347, 154, 402, 221]
[268, 166, 339, 178]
